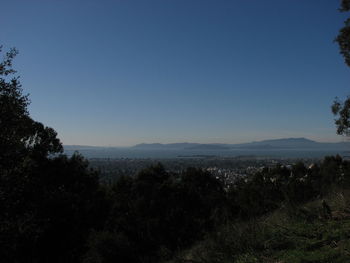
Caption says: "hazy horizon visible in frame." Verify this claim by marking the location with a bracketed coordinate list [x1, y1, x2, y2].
[2, 0, 349, 146]
[63, 136, 349, 148]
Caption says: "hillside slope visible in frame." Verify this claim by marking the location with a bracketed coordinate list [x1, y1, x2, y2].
[168, 190, 350, 263]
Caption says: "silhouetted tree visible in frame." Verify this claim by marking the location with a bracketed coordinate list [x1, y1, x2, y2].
[0, 47, 108, 263]
[0, 46, 62, 171]
[336, 0, 350, 67]
[332, 0, 350, 135]
[332, 97, 350, 136]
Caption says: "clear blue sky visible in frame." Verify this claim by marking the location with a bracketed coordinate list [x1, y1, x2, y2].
[1, 0, 349, 146]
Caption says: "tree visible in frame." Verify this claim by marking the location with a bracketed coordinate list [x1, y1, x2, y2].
[332, 0, 350, 135]
[336, 0, 350, 67]
[332, 96, 350, 136]
[0, 46, 62, 171]
[0, 46, 109, 263]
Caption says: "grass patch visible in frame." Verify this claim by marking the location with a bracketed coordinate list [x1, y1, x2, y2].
[168, 190, 350, 263]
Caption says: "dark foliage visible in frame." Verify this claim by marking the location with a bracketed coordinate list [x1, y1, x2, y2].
[227, 156, 350, 220]
[0, 47, 108, 263]
[83, 155, 350, 263]
[336, 0, 350, 67]
[332, 0, 350, 135]
[84, 165, 227, 263]
[0, 46, 62, 171]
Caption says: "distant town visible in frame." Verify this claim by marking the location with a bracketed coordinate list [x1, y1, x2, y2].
[89, 156, 319, 188]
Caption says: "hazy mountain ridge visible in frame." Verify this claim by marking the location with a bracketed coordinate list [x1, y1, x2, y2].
[132, 142, 229, 150]
[131, 138, 350, 150]
[63, 138, 350, 158]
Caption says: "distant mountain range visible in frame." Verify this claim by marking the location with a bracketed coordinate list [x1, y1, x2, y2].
[131, 142, 231, 150]
[63, 138, 350, 158]
[131, 138, 350, 151]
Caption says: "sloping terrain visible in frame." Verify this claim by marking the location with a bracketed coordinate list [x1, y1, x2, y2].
[168, 190, 350, 263]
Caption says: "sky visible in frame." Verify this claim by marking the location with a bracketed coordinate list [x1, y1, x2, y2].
[1, 0, 349, 146]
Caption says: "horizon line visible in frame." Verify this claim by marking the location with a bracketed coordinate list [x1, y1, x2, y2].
[62, 136, 348, 148]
